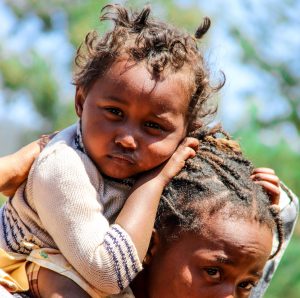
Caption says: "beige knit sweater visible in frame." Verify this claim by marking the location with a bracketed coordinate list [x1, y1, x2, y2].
[0, 124, 142, 295]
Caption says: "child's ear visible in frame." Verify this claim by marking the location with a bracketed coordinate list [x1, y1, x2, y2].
[143, 229, 160, 265]
[75, 86, 85, 117]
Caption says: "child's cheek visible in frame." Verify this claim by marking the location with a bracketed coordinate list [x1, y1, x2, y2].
[143, 138, 180, 167]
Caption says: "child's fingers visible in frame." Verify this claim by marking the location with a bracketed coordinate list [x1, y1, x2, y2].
[172, 144, 196, 164]
[157, 137, 199, 184]
[254, 180, 280, 205]
[174, 137, 198, 159]
[252, 168, 275, 175]
[180, 137, 199, 150]
[168, 138, 199, 168]
[250, 173, 280, 186]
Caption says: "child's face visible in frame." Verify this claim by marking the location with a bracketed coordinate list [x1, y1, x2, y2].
[75, 58, 190, 178]
[145, 215, 273, 298]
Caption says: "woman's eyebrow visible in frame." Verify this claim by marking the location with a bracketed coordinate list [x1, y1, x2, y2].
[250, 270, 263, 278]
[214, 255, 234, 265]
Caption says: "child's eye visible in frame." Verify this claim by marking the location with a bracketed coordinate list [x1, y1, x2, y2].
[203, 267, 221, 281]
[144, 122, 163, 131]
[238, 280, 256, 291]
[105, 107, 123, 117]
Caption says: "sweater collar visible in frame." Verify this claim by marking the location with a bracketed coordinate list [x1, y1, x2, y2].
[74, 120, 86, 154]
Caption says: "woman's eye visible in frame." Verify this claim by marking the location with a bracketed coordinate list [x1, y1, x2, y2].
[105, 107, 123, 117]
[145, 122, 162, 130]
[238, 281, 256, 291]
[204, 268, 221, 280]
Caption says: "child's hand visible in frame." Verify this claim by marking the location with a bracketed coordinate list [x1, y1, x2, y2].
[251, 168, 280, 205]
[154, 137, 199, 186]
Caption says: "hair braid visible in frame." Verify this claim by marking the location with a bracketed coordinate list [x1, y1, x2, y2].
[269, 205, 284, 259]
[155, 124, 284, 258]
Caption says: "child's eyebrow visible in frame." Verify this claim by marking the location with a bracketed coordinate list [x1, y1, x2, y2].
[104, 95, 127, 104]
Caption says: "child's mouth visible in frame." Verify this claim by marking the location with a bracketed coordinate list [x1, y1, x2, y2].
[108, 153, 136, 165]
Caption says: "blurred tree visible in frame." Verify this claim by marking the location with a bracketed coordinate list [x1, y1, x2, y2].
[231, 0, 300, 132]
[0, 1, 299, 297]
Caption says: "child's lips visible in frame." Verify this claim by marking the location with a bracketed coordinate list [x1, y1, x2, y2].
[109, 153, 136, 164]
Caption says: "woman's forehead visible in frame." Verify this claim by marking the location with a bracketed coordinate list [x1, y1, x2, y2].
[192, 215, 273, 261]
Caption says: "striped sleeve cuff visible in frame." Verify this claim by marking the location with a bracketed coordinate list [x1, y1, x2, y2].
[104, 224, 143, 291]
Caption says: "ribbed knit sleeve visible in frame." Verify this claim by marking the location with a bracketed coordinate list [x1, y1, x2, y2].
[27, 144, 142, 294]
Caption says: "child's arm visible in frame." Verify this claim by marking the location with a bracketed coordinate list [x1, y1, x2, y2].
[115, 137, 199, 261]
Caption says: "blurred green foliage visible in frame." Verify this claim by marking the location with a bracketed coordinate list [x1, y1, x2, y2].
[0, 195, 5, 206]
[1, 0, 299, 297]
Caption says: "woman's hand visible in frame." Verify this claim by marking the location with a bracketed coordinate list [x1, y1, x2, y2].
[251, 168, 280, 205]
[0, 133, 57, 197]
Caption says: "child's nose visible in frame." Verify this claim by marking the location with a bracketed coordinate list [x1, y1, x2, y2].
[114, 133, 137, 150]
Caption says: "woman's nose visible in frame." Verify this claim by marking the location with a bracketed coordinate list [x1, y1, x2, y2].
[115, 133, 138, 150]
[220, 284, 235, 298]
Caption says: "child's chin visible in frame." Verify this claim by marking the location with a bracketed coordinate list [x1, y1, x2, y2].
[101, 168, 135, 180]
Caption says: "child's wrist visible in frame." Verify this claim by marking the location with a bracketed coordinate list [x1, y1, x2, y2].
[153, 173, 172, 188]
[135, 172, 168, 190]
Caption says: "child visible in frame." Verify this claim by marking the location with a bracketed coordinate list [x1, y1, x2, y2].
[130, 128, 298, 298]
[0, 4, 215, 297]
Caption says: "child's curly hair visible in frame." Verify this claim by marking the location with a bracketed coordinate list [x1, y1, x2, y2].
[73, 4, 225, 135]
[155, 125, 284, 259]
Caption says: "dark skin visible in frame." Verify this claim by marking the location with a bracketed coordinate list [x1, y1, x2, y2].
[0, 140, 41, 197]
[251, 168, 280, 205]
[132, 215, 273, 298]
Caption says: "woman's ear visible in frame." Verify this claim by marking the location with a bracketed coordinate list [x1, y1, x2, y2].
[143, 229, 160, 265]
[75, 87, 85, 117]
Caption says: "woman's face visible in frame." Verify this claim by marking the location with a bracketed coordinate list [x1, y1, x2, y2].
[144, 215, 273, 298]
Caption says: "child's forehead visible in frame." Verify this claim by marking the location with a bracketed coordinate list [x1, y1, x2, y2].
[102, 56, 194, 98]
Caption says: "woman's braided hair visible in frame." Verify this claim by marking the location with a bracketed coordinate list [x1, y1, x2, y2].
[155, 125, 284, 259]
[73, 4, 224, 135]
